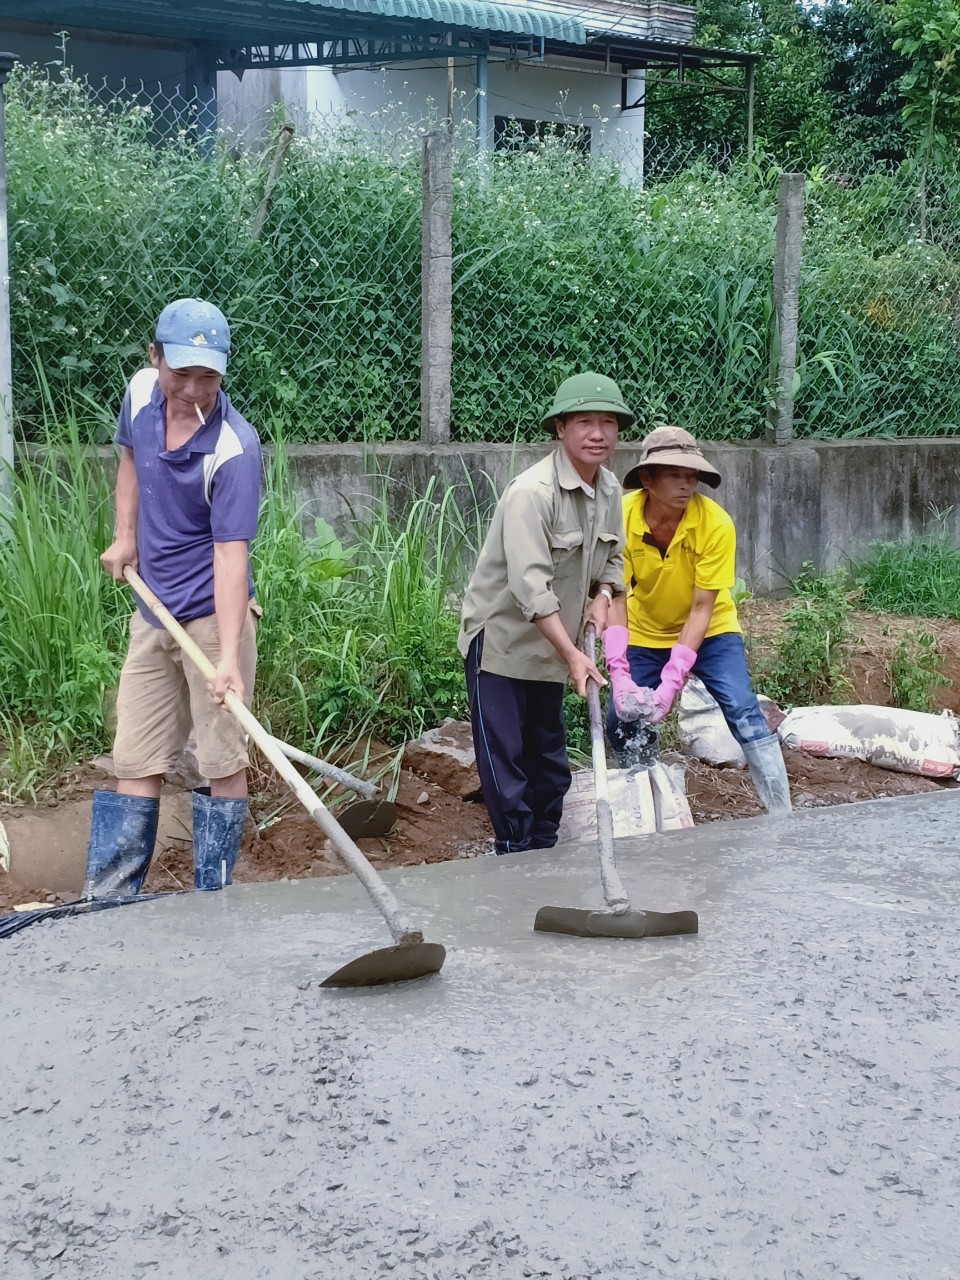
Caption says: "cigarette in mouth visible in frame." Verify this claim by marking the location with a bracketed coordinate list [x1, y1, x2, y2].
[194, 403, 205, 425]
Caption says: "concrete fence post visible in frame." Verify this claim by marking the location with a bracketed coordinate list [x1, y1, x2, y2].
[420, 130, 453, 445]
[767, 173, 805, 444]
[0, 52, 17, 520]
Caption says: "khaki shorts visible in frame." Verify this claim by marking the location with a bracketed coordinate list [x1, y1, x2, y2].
[112, 604, 260, 781]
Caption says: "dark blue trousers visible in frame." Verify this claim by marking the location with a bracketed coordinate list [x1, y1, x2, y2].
[607, 632, 770, 764]
[465, 633, 572, 854]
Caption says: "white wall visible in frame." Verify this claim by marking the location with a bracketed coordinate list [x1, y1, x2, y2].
[220, 57, 645, 179]
[218, 66, 310, 152]
[305, 59, 644, 177]
[2, 24, 646, 179]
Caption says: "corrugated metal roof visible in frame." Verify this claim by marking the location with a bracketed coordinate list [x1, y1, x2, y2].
[2, 0, 585, 44]
[301, 0, 586, 41]
[521, 0, 695, 44]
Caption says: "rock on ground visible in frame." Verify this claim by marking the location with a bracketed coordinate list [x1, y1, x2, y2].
[403, 719, 481, 798]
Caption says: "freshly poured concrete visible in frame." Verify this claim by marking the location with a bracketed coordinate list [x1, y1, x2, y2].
[2, 793, 958, 1279]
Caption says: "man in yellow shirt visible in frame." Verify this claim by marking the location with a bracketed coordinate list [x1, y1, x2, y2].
[604, 425, 792, 813]
[459, 373, 635, 854]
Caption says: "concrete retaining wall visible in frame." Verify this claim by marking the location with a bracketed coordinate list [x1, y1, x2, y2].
[282, 438, 960, 593]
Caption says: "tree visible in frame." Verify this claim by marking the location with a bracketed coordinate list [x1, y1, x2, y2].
[644, 0, 909, 169]
[893, 0, 960, 167]
[816, 0, 908, 164]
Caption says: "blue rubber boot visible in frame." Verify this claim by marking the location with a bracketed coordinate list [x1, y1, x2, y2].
[192, 791, 248, 891]
[82, 790, 160, 899]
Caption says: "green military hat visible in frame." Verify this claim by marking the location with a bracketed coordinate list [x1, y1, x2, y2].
[540, 372, 635, 433]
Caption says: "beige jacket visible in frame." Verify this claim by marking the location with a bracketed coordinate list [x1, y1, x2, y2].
[458, 447, 625, 682]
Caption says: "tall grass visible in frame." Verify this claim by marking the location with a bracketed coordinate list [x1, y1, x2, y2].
[795, 169, 960, 438]
[755, 565, 854, 706]
[452, 153, 776, 442]
[6, 65, 423, 443]
[0, 430, 487, 800]
[856, 529, 960, 617]
[10, 64, 960, 444]
[252, 448, 487, 762]
[0, 427, 129, 798]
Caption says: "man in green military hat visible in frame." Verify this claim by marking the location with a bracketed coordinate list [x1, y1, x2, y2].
[458, 371, 646, 855]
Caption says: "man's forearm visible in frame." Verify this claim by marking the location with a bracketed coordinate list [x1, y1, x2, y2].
[114, 449, 139, 540]
[213, 541, 250, 661]
[534, 612, 579, 662]
[677, 601, 715, 652]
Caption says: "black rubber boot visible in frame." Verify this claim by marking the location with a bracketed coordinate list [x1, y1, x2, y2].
[82, 790, 160, 899]
[192, 791, 248, 891]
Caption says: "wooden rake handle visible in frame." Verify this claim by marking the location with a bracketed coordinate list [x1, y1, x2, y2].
[122, 567, 421, 946]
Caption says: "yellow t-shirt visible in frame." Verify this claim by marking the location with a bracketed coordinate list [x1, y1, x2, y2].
[623, 490, 741, 647]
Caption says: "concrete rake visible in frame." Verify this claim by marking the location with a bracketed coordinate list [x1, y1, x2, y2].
[125, 569, 445, 988]
[271, 739, 398, 839]
[534, 625, 698, 941]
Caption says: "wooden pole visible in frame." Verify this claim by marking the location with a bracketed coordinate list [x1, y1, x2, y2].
[249, 123, 295, 241]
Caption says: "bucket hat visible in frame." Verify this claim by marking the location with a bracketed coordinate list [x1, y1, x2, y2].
[540, 372, 634, 433]
[622, 424, 721, 490]
[155, 298, 231, 375]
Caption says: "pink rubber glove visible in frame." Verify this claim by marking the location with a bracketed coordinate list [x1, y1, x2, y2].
[650, 643, 698, 725]
[603, 626, 657, 722]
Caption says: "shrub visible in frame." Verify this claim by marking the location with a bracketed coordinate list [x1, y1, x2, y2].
[757, 564, 854, 706]
[889, 629, 950, 711]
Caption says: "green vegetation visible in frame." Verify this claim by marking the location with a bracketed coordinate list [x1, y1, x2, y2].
[894, 0, 960, 172]
[856, 528, 960, 616]
[0, 427, 489, 802]
[452, 155, 775, 441]
[889, 628, 950, 710]
[755, 534, 960, 710]
[757, 565, 855, 705]
[7, 63, 960, 445]
[252, 451, 485, 763]
[647, 0, 911, 169]
[6, 68, 423, 443]
[0, 427, 127, 800]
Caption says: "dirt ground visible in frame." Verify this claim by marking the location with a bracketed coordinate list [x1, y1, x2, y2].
[3, 602, 960, 911]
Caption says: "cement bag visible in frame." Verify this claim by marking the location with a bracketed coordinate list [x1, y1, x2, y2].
[558, 764, 692, 841]
[648, 762, 695, 830]
[678, 677, 745, 767]
[678, 678, 781, 768]
[778, 705, 960, 779]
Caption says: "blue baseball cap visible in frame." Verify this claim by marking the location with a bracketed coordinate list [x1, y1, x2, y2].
[155, 298, 230, 375]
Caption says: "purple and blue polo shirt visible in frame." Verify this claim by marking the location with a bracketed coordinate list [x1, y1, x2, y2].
[116, 368, 263, 626]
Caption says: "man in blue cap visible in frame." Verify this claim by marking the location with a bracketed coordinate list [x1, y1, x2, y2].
[83, 299, 263, 899]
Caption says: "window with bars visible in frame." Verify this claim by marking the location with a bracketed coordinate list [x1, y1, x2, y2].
[493, 115, 591, 155]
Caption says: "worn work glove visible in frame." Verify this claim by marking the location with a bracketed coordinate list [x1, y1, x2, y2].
[650, 643, 698, 725]
[603, 626, 656, 722]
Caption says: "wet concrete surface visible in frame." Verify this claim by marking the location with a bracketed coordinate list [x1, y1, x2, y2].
[2, 791, 959, 1279]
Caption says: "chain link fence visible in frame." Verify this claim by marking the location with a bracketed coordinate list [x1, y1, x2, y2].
[5, 64, 960, 445]
[6, 66, 426, 442]
[796, 164, 960, 437]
